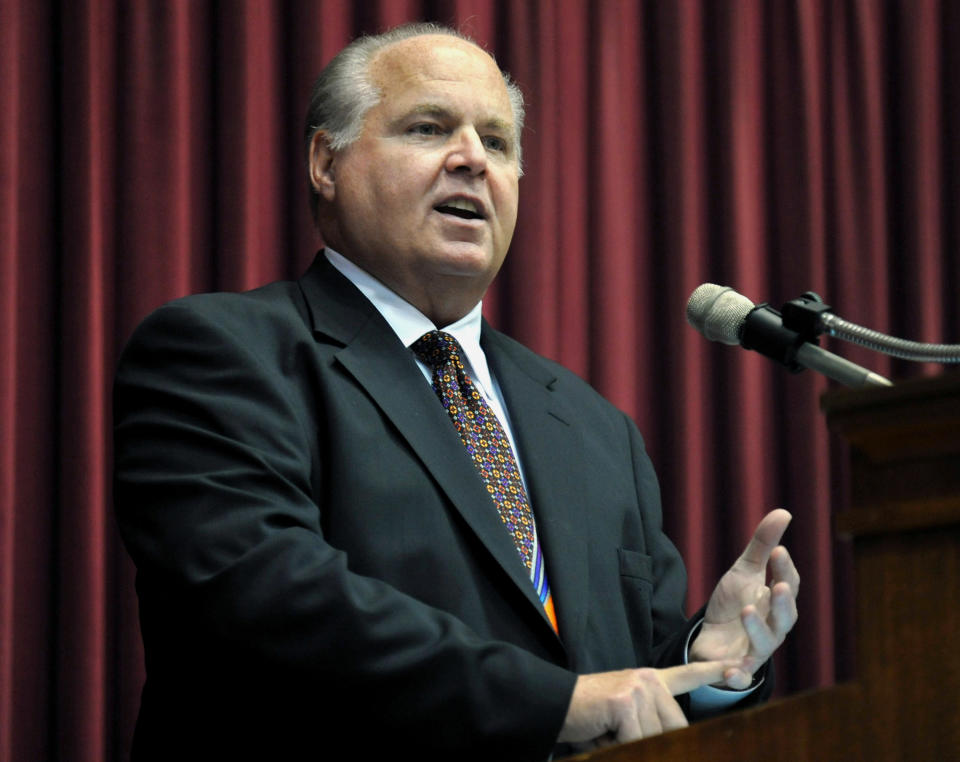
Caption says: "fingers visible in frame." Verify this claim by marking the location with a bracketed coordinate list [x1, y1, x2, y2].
[741, 604, 779, 658]
[740, 581, 799, 663]
[721, 667, 754, 690]
[770, 545, 801, 597]
[760, 546, 800, 649]
[559, 670, 674, 746]
[651, 683, 688, 733]
[768, 545, 800, 640]
[737, 516, 799, 660]
[658, 660, 741, 695]
[634, 683, 665, 739]
[739, 509, 792, 569]
[559, 662, 741, 747]
[769, 581, 799, 638]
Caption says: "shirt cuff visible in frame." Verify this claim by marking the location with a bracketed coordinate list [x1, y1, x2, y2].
[683, 618, 764, 717]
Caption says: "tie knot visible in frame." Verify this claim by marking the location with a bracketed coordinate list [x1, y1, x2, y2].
[411, 330, 464, 370]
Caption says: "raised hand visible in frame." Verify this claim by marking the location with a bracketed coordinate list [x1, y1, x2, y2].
[689, 509, 800, 689]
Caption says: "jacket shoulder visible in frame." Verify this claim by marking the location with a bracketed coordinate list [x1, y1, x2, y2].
[121, 279, 312, 358]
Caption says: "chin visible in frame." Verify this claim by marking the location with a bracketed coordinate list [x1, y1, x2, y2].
[430, 242, 504, 275]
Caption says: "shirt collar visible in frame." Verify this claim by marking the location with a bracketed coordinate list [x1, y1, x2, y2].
[324, 248, 494, 392]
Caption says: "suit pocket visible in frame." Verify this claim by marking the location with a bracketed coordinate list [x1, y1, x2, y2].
[618, 548, 654, 582]
[618, 548, 655, 659]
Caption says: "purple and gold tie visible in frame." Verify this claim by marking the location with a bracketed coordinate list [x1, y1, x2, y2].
[411, 331, 558, 634]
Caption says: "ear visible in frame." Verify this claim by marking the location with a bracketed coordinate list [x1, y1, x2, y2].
[308, 131, 337, 202]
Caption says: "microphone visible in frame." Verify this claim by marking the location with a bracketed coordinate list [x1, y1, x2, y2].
[686, 284, 893, 388]
[686, 285, 760, 346]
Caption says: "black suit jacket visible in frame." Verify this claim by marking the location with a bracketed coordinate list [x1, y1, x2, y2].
[115, 253, 735, 760]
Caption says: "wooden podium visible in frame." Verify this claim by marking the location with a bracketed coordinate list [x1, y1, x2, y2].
[570, 373, 960, 761]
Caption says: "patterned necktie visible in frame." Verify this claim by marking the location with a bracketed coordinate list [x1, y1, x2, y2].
[411, 330, 558, 634]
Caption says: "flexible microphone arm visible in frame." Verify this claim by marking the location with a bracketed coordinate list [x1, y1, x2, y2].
[778, 290, 960, 363]
[818, 313, 960, 363]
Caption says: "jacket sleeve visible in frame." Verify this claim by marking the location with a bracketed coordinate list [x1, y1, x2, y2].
[114, 298, 576, 760]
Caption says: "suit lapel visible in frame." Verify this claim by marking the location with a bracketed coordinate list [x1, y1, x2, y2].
[483, 327, 592, 649]
[297, 255, 554, 624]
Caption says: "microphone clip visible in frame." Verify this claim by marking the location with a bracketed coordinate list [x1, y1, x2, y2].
[741, 293, 832, 373]
[781, 292, 833, 342]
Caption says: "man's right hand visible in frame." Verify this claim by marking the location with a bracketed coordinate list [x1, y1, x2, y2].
[557, 660, 740, 749]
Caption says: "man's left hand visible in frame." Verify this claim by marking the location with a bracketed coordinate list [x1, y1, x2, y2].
[689, 509, 799, 689]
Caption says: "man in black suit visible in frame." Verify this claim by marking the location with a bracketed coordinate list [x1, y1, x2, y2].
[114, 23, 798, 760]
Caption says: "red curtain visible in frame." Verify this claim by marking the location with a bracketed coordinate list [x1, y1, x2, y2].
[3, 1, 958, 759]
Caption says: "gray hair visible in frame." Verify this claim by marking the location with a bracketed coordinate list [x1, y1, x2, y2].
[304, 22, 525, 222]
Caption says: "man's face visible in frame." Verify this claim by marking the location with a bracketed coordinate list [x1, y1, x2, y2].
[311, 35, 520, 325]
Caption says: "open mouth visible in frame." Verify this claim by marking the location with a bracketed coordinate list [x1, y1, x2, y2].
[435, 198, 485, 221]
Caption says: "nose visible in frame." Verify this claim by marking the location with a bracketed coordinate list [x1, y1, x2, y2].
[444, 127, 487, 176]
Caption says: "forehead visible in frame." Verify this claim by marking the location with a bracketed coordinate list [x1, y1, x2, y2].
[367, 35, 513, 120]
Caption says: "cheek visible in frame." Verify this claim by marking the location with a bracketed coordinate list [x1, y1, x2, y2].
[371, 171, 426, 224]
[341, 158, 401, 210]
[498, 187, 519, 236]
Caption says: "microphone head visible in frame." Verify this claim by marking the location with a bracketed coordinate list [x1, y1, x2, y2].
[686, 283, 756, 345]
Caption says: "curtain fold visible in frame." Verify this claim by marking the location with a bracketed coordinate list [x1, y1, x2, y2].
[3, 1, 958, 759]
[2, 3, 58, 761]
